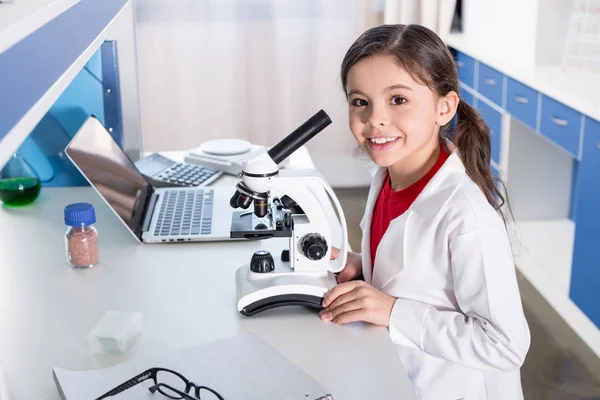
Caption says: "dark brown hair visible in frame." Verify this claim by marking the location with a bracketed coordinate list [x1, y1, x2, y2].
[341, 24, 507, 217]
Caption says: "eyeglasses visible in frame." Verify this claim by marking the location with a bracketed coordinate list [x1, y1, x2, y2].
[94, 367, 225, 400]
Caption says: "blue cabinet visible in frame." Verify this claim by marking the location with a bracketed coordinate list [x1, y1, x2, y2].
[491, 164, 500, 177]
[570, 117, 600, 328]
[460, 87, 475, 108]
[506, 78, 539, 130]
[456, 51, 476, 88]
[478, 63, 504, 106]
[477, 100, 502, 165]
[540, 95, 582, 159]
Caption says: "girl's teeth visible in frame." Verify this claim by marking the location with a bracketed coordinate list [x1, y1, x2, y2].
[370, 137, 397, 144]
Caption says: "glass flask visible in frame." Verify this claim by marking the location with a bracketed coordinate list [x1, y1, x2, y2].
[0, 152, 42, 207]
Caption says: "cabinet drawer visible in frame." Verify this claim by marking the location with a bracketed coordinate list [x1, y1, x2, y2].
[460, 86, 475, 108]
[540, 95, 582, 158]
[455, 51, 475, 88]
[477, 100, 502, 165]
[506, 78, 538, 130]
[477, 63, 504, 106]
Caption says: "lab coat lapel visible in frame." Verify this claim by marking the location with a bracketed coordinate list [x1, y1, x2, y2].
[369, 148, 466, 290]
[409, 151, 465, 217]
[359, 166, 387, 285]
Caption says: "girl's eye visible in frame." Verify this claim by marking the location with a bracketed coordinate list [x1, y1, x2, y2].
[391, 96, 407, 105]
[351, 98, 368, 107]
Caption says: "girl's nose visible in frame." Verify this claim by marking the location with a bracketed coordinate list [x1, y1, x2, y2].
[366, 107, 389, 127]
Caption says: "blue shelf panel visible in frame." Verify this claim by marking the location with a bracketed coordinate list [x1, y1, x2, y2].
[0, 0, 127, 142]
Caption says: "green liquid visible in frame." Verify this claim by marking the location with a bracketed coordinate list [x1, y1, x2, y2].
[0, 177, 41, 206]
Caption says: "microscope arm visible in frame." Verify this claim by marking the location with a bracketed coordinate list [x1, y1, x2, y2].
[242, 168, 349, 274]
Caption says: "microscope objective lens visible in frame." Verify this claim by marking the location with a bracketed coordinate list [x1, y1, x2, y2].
[238, 194, 253, 209]
[254, 199, 268, 217]
[229, 191, 241, 208]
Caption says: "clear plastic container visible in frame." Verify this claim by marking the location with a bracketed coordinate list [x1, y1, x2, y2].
[88, 311, 143, 354]
[64, 203, 99, 268]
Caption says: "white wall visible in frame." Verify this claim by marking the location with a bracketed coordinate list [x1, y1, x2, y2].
[463, 0, 539, 67]
[462, 0, 574, 67]
[535, 0, 574, 66]
[134, 0, 374, 187]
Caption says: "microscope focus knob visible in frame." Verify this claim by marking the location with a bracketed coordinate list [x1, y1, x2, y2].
[250, 250, 275, 273]
[300, 233, 328, 261]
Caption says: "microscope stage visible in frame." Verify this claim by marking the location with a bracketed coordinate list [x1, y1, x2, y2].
[230, 211, 293, 239]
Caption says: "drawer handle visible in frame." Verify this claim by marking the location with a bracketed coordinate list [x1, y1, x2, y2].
[551, 116, 568, 127]
[484, 78, 497, 86]
[514, 96, 529, 104]
[457, 61, 464, 67]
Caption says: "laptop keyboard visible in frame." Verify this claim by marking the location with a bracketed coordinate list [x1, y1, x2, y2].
[157, 163, 219, 186]
[154, 189, 213, 236]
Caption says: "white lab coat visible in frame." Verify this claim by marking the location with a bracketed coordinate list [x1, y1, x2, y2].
[359, 143, 531, 400]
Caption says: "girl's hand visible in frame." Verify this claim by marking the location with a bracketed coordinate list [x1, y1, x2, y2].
[319, 280, 396, 326]
[330, 247, 363, 283]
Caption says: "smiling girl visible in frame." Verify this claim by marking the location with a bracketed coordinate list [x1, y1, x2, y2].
[321, 24, 530, 400]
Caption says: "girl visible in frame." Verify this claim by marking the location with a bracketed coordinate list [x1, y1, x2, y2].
[320, 24, 531, 400]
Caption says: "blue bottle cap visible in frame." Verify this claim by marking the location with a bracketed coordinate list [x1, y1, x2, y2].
[64, 203, 97, 227]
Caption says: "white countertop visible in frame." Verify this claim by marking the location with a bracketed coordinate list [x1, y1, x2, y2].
[0, 150, 415, 399]
[447, 33, 600, 123]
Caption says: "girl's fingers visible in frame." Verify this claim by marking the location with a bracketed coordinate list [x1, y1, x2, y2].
[326, 298, 364, 321]
[336, 266, 357, 283]
[332, 309, 367, 325]
[330, 247, 340, 260]
[322, 289, 360, 315]
[322, 281, 361, 307]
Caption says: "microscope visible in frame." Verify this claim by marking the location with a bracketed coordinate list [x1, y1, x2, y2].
[230, 110, 349, 316]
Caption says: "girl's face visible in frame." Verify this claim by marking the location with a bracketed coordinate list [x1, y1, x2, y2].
[346, 54, 455, 168]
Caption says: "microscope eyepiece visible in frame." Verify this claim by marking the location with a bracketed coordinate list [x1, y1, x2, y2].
[267, 109, 332, 165]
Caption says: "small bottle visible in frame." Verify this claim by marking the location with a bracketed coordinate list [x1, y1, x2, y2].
[64, 203, 99, 268]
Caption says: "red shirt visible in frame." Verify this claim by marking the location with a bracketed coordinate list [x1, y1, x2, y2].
[370, 148, 449, 271]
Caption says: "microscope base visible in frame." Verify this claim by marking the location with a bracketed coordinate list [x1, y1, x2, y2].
[235, 265, 337, 316]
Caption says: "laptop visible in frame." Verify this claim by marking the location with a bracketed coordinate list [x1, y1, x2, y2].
[65, 116, 237, 243]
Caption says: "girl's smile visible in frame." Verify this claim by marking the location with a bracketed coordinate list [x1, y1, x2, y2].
[366, 136, 402, 151]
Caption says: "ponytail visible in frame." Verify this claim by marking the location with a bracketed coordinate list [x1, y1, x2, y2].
[454, 100, 507, 217]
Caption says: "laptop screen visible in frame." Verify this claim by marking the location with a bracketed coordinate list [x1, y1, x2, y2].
[65, 117, 151, 239]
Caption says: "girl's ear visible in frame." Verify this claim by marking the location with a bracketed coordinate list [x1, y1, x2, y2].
[436, 91, 459, 126]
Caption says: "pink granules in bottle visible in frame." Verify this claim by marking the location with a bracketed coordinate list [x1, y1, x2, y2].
[64, 203, 99, 268]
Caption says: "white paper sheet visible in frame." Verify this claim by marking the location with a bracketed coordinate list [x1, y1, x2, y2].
[53, 334, 334, 400]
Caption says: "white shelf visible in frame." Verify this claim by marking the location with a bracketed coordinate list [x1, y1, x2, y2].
[447, 33, 600, 123]
[511, 219, 575, 295]
[0, 0, 79, 55]
[512, 218, 600, 359]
